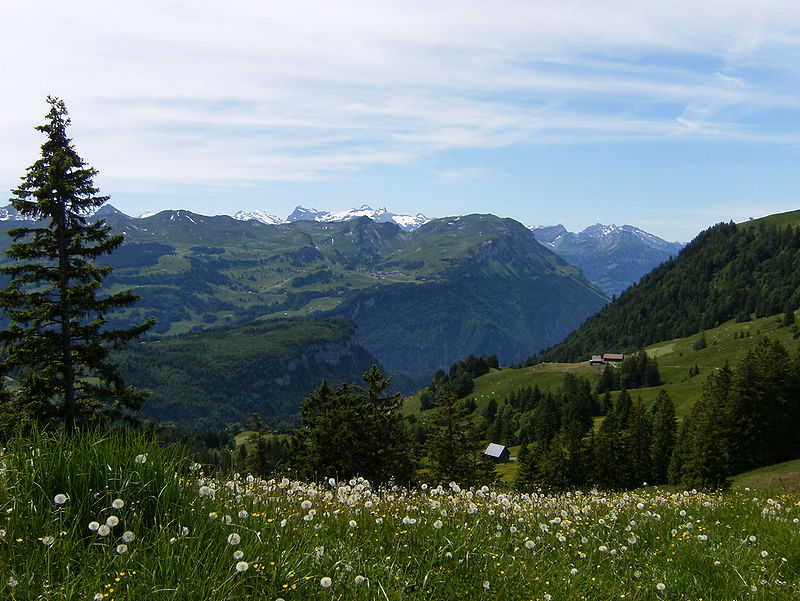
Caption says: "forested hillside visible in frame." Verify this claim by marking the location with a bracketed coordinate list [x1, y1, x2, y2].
[531, 215, 800, 363]
[115, 318, 377, 428]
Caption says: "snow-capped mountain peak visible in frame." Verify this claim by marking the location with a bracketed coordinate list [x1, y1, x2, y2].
[267, 205, 430, 231]
[233, 209, 281, 225]
[0, 205, 36, 222]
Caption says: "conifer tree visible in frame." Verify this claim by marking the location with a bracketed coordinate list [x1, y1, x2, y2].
[513, 443, 542, 492]
[0, 97, 153, 432]
[650, 390, 677, 484]
[425, 384, 495, 486]
[291, 367, 415, 484]
[680, 364, 734, 489]
[624, 398, 653, 487]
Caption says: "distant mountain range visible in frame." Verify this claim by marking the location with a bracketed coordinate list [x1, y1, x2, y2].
[532, 223, 683, 297]
[233, 204, 430, 231]
[229, 207, 683, 296]
[3, 202, 682, 299]
[0, 206, 607, 410]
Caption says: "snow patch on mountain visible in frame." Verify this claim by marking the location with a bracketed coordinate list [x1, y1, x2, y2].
[0, 206, 36, 221]
[233, 209, 281, 225]
[238, 204, 430, 231]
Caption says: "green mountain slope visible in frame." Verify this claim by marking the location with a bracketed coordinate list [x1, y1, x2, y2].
[1, 209, 606, 387]
[114, 318, 377, 427]
[327, 215, 607, 376]
[530, 214, 800, 363]
[406, 310, 800, 421]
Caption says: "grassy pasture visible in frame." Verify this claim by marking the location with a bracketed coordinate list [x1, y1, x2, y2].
[1, 429, 799, 600]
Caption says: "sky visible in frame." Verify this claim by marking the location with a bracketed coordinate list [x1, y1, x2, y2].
[2, 1, 800, 242]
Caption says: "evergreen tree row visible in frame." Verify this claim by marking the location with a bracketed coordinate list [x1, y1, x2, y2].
[595, 350, 662, 393]
[515, 337, 800, 492]
[419, 354, 499, 409]
[670, 338, 800, 488]
[514, 388, 677, 492]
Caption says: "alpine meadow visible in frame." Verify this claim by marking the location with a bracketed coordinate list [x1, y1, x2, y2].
[3, 43, 800, 601]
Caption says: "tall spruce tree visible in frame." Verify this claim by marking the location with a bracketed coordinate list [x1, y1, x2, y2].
[650, 389, 677, 484]
[0, 97, 153, 432]
[425, 384, 495, 486]
[291, 367, 415, 485]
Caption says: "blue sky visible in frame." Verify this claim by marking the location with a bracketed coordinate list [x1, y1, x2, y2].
[2, 1, 800, 242]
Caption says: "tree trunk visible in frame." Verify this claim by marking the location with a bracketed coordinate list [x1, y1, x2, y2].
[56, 195, 75, 431]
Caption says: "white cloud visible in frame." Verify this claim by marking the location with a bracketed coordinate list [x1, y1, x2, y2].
[1, 0, 800, 192]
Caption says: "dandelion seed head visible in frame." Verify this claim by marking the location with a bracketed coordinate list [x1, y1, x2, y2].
[134, 454, 147, 464]
[97, 525, 110, 536]
[349, 520, 357, 528]
[116, 543, 128, 554]
[88, 521, 100, 531]
[233, 550, 244, 560]
[433, 520, 443, 529]
[106, 516, 119, 527]
[236, 561, 249, 572]
[53, 494, 67, 505]
[122, 531, 135, 543]
[355, 575, 366, 584]
[320, 576, 332, 588]
[112, 498, 124, 509]
[7, 577, 18, 588]
[482, 580, 490, 590]
[656, 583, 666, 591]
[227, 532, 241, 545]
[41, 535, 55, 546]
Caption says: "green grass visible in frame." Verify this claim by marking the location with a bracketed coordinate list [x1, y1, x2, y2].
[731, 459, 800, 492]
[2, 429, 799, 600]
[739, 209, 800, 229]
